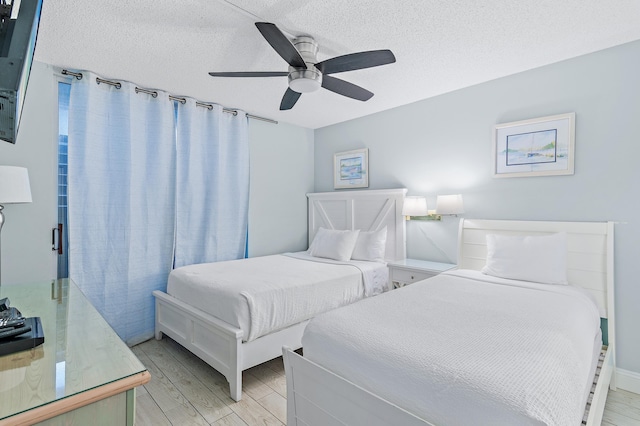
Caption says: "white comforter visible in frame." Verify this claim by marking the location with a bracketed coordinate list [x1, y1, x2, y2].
[167, 252, 388, 341]
[303, 270, 602, 426]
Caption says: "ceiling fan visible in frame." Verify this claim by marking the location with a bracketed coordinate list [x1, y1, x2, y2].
[209, 22, 396, 110]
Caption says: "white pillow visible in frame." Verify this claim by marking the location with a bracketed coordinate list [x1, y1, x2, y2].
[308, 227, 360, 261]
[351, 227, 387, 263]
[481, 232, 568, 285]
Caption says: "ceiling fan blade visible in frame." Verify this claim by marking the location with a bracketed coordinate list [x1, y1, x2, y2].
[255, 22, 307, 69]
[316, 49, 396, 74]
[280, 88, 302, 110]
[209, 71, 288, 77]
[321, 75, 373, 101]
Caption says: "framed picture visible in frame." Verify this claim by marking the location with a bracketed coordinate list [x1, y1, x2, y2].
[334, 148, 369, 189]
[493, 112, 575, 178]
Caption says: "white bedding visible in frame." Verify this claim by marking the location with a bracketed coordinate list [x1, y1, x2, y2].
[302, 270, 602, 426]
[167, 252, 388, 341]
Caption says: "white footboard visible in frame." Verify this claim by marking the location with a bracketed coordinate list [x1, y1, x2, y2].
[154, 290, 307, 402]
[282, 347, 433, 426]
[153, 290, 244, 400]
[283, 346, 614, 426]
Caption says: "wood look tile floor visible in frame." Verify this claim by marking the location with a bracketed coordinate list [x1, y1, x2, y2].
[132, 337, 640, 426]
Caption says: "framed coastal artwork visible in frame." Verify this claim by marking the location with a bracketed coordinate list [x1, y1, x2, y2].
[493, 112, 575, 178]
[334, 148, 369, 189]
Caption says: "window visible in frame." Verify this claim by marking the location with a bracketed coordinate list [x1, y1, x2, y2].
[57, 81, 70, 278]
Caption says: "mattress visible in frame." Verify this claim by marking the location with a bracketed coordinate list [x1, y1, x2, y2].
[167, 252, 388, 341]
[302, 269, 602, 426]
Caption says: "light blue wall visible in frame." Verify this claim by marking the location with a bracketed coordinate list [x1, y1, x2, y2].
[248, 120, 314, 257]
[315, 40, 640, 374]
[0, 61, 58, 284]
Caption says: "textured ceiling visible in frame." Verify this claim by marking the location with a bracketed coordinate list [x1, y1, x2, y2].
[33, 0, 640, 129]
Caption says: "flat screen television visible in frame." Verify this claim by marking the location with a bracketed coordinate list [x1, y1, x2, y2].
[0, 0, 43, 144]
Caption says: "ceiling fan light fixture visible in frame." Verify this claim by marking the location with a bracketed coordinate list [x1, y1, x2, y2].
[209, 23, 395, 110]
[288, 68, 322, 93]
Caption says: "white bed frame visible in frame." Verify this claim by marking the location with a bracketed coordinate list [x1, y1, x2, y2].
[153, 188, 407, 401]
[284, 218, 616, 426]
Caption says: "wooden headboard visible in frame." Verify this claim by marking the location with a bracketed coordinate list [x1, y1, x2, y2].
[307, 189, 407, 262]
[458, 219, 614, 319]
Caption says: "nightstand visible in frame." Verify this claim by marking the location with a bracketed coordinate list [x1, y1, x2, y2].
[388, 259, 456, 288]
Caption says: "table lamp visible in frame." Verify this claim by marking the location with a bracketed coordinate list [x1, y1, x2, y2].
[401, 196, 428, 220]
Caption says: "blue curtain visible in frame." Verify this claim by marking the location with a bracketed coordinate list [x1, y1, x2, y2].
[68, 72, 176, 345]
[174, 100, 249, 267]
[67, 73, 250, 345]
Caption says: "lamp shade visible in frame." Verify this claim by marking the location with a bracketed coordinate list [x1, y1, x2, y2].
[402, 196, 428, 216]
[435, 194, 464, 215]
[0, 166, 32, 204]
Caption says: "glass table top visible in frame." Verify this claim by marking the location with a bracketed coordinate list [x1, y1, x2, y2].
[0, 279, 147, 420]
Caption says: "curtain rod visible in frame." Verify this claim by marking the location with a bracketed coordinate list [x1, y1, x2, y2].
[61, 70, 278, 124]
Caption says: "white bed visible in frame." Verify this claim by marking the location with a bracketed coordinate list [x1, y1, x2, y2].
[153, 188, 407, 401]
[166, 252, 390, 342]
[283, 219, 616, 426]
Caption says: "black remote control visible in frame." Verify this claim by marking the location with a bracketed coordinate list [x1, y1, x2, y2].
[0, 318, 25, 329]
[0, 306, 25, 329]
[0, 325, 32, 340]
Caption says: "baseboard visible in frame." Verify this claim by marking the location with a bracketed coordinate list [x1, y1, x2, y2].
[616, 368, 640, 395]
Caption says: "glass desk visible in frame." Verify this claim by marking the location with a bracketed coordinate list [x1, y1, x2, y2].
[0, 279, 150, 425]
